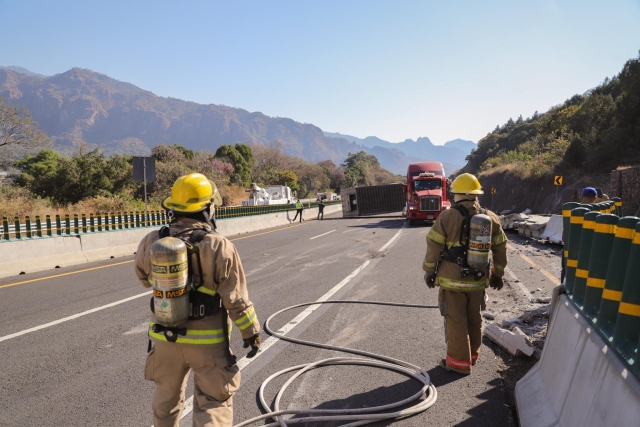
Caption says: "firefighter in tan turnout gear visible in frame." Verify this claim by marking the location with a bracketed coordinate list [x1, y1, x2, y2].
[135, 173, 261, 427]
[423, 173, 508, 375]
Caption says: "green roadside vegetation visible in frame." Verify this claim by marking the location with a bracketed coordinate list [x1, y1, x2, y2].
[464, 51, 640, 179]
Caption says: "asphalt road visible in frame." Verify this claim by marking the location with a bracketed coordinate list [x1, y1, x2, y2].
[0, 213, 562, 426]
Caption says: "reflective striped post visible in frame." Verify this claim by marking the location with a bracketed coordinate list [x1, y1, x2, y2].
[105, 213, 110, 231]
[35, 215, 42, 238]
[56, 215, 62, 236]
[14, 216, 22, 239]
[73, 214, 79, 234]
[82, 214, 87, 233]
[562, 202, 581, 280]
[565, 207, 590, 294]
[583, 214, 618, 321]
[596, 216, 640, 341]
[97, 213, 103, 232]
[611, 197, 622, 217]
[135, 211, 140, 228]
[46, 215, 52, 237]
[117, 212, 123, 230]
[3, 217, 9, 241]
[25, 216, 32, 239]
[90, 213, 95, 232]
[612, 221, 640, 369]
[65, 214, 71, 235]
[573, 211, 600, 307]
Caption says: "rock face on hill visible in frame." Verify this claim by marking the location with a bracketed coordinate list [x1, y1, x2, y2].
[0, 66, 474, 174]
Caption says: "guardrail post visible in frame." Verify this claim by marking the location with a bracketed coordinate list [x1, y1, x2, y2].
[73, 214, 79, 234]
[97, 213, 102, 232]
[64, 214, 70, 235]
[583, 214, 618, 321]
[25, 216, 32, 239]
[596, 216, 640, 340]
[46, 215, 52, 237]
[90, 213, 95, 232]
[35, 215, 42, 238]
[56, 215, 62, 236]
[110, 212, 116, 231]
[82, 214, 87, 233]
[573, 211, 599, 308]
[612, 221, 640, 369]
[14, 216, 22, 240]
[135, 211, 140, 228]
[565, 207, 590, 294]
[104, 213, 110, 231]
[3, 216, 10, 241]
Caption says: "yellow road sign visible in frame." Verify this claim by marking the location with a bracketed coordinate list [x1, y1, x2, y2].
[491, 188, 497, 195]
[554, 176, 563, 186]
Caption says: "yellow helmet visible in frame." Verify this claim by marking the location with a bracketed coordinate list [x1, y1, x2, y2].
[162, 173, 223, 213]
[450, 173, 484, 195]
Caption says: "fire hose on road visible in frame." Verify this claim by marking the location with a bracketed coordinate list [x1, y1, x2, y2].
[235, 300, 440, 427]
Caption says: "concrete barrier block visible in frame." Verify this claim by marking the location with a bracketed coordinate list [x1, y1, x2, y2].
[484, 324, 535, 356]
[516, 295, 640, 427]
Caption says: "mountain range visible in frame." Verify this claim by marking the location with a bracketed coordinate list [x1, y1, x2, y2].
[0, 66, 475, 175]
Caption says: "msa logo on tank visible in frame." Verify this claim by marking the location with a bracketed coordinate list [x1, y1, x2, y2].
[150, 237, 190, 327]
[467, 214, 492, 271]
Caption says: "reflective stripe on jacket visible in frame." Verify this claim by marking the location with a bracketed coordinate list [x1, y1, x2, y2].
[135, 218, 260, 356]
[423, 199, 508, 291]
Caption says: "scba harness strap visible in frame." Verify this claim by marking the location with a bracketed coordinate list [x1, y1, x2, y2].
[441, 204, 487, 281]
[150, 226, 237, 366]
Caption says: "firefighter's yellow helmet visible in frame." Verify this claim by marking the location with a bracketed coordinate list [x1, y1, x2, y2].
[450, 173, 484, 195]
[162, 173, 223, 213]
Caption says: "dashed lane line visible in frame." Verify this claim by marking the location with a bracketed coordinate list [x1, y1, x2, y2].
[504, 267, 533, 302]
[309, 230, 336, 240]
[0, 291, 152, 343]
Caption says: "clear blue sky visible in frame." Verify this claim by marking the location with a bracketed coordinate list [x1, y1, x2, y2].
[1, 0, 639, 145]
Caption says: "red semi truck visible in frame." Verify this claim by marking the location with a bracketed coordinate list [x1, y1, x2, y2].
[403, 161, 451, 225]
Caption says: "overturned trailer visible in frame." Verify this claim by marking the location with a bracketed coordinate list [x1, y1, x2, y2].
[341, 183, 405, 218]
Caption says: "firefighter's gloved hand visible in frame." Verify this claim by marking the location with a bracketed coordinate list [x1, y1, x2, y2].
[243, 334, 261, 358]
[489, 274, 504, 290]
[424, 272, 436, 289]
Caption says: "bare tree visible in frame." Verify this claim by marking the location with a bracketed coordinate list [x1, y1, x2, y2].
[0, 98, 49, 150]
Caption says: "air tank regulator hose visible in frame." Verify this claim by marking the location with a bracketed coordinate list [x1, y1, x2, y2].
[235, 300, 440, 427]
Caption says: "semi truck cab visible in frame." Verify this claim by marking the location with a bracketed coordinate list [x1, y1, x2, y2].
[403, 162, 451, 225]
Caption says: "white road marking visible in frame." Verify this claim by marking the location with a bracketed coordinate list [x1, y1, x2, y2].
[309, 230, 336, 240]
[0, 291, 153, 343]
[174, 221, 407, 424]
[504, 267, 533, 302]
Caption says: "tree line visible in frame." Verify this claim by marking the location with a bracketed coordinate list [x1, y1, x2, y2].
[464, 51, 640, 177]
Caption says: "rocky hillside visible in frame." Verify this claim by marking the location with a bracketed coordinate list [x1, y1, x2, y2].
[0, 67, 472, 175]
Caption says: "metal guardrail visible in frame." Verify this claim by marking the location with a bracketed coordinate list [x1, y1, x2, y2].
[1, 201, 341, 241]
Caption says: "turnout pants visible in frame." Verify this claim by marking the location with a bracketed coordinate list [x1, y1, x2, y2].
[438, 288, 484, 373]
[145, 340, 240, 427]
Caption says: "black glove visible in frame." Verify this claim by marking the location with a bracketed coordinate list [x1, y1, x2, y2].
[424, 272, 436, 289]
[489, 274, 504, 291]
[243, 334, 261, 358]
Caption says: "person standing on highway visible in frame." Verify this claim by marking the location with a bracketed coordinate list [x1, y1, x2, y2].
[422, 173, 508, 375]
[317, 199, 325, 220]
[292, 199, 305, 222]
[135, 173, 261, 427]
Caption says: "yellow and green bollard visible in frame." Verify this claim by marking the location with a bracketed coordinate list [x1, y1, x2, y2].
[583, 214, 618, 321]
[562, 202, 581, 283]
[572, 211, 600, 308]
[611, 197, 622, 217]
[596, 216, 640, 341]
[565, 207, 590, 294]
[612, 221, 640, 372]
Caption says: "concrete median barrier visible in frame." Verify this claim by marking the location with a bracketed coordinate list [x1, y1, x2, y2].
[515, 295, 640, 427]
[0, 204, 342, 279]
[538, 214, 563, 244]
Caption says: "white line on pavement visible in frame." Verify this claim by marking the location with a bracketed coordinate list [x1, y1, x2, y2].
[0, 291, 153, 343]
[174, 220, 407, 423]
[309, 230, 336, 240]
